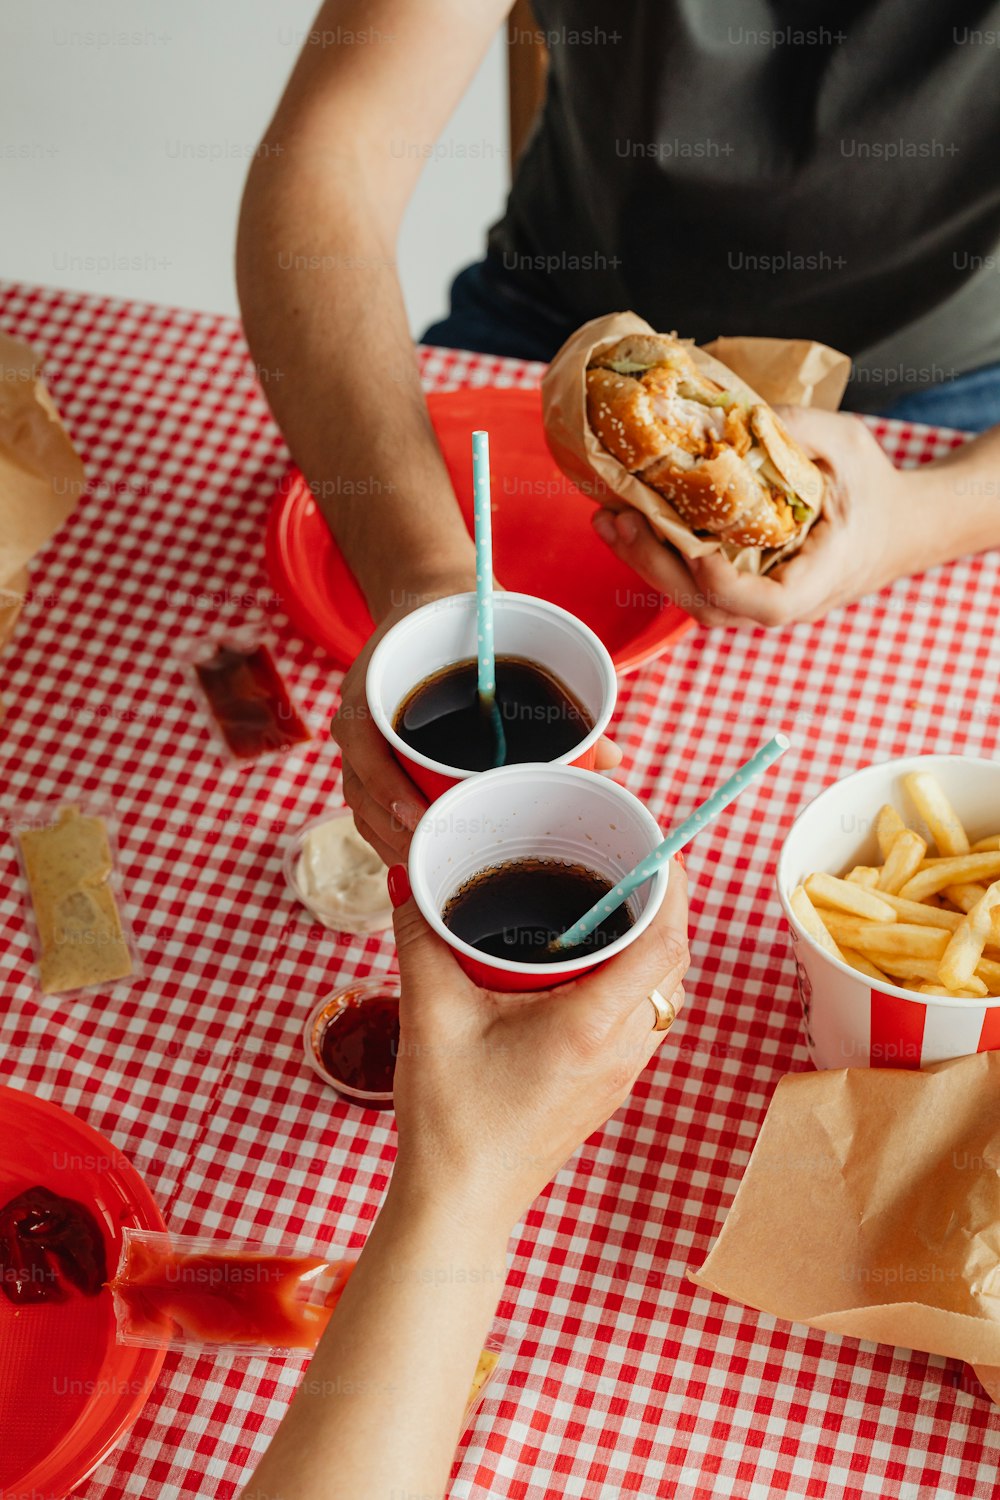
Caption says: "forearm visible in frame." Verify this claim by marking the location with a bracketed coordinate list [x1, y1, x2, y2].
[241, 1181, 508, 1500]
[902, 422, 1000, 570]
[237, 155, 475, 622]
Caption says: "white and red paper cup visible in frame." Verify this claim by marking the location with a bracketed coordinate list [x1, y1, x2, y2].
[778, 754, 1000, 1071]
[407, 763, 669, 992]
[366, 592, 617, 802]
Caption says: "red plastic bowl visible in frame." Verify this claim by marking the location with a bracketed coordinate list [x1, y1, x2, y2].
[265, 387, 693, 673]
[0, 1086, 166, 1499]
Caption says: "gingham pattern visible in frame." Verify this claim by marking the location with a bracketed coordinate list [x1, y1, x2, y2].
[1, 279, 997, 1500]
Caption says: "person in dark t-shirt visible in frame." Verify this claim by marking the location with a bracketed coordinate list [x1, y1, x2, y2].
[238, 1, 1000, 865]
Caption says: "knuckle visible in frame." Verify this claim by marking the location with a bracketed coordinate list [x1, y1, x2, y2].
[655, 929, 690, 979]
[760, 601, 791, 630]
[696, 607, 731, 628]
[564, 1013, 613, 1063]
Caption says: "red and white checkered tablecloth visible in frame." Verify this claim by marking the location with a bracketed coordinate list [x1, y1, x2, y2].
[2, 279, 998, 1500]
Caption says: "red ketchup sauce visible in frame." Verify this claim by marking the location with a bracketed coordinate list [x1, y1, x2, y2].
[0, 1186, 107, 1305]
[110, 1240, 355, 1350]
[194, 643, 310, 760]
[319, 994, 400, 1097]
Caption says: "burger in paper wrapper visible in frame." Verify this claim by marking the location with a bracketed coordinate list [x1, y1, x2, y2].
[542, 312, 846, 575]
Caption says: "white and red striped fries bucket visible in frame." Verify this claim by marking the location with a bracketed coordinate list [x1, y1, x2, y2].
[778, 755, 1000, 1070]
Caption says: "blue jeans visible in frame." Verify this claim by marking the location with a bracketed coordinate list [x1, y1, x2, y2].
[422, 260, 1000, 434]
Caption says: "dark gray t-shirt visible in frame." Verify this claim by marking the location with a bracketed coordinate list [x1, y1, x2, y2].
[487, 0, 1000, 408]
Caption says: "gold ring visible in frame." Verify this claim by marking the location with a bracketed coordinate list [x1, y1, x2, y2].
[649, 988, 675, 1033]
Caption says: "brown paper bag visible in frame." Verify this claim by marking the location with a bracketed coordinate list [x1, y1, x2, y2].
[690, 1053, 1000, 1398]
[541, 312, 851, 575]
[0, 332, 86, 660]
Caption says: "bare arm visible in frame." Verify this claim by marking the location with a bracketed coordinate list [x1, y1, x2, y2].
[237, 0, 510, 620]
[241, 869, 689, 1500]
[239, 1187, 506, 1500]
[903, 421, 1000, 566]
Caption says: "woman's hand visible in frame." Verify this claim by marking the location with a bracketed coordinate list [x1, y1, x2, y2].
[332, 584, 623, 866]
[388, 859, 689, 1236]
[592, 407, 932, 629]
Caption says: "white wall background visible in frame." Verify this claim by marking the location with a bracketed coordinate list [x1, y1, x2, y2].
[0, 1, 508, 336]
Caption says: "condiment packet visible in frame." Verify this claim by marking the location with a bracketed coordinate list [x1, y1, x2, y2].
[8, 798, 142, 997]
[176, 623, 313, 767]
[689, 1053, 1000, 1400]
[109, 1228, 355, 1358]
[110, 1227, 506, 1414]
[541, 311, 850, 575]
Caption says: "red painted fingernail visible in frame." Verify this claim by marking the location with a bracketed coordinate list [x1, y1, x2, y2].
[387, 865, 411, 908]
[674, 852, 686, 870]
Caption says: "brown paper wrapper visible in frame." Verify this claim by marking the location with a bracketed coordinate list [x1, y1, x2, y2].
[702, 336, 850, 412]
[690, 1053, 1000, 1398]
[541, 312, 851, 575]
[0, 332, 85, 661]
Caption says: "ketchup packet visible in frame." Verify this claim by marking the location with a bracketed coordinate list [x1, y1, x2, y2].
[178, 625, 312, 766]
[110, 1228, 506, 1417]
[109, 1229, 354, 1357]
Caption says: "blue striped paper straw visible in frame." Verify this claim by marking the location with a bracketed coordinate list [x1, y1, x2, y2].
[551, 734, 791, 952]
[472, 429, 506, 766]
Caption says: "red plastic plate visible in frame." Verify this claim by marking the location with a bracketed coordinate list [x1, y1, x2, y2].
[265, 387, 693, 673]
[0, 1086, 166, 1499]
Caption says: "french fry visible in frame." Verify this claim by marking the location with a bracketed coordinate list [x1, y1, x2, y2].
[804, 873, 898, 923]
[790, 885, 844, 959]
[867, 954, 958, 983]
[917, 979, 989, 998]
[899, 854, 1000, 903]
[976, 956, 1000, 992]
[818, 913, 950, 960]
[839, 946, 891, 982]
[943, 882, 990, 913]
[875, 892, 962, 931]
[877, 830, 928, 895]
[938, 881, 1000, 990]
[902, 772, 970, 856]
[875, 804, 907, 861]
[799, 781, 1000, 1007]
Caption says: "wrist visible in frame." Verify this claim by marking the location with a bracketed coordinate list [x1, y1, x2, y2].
[890, 464, 953, 578]
[901, 442, 1000, 572]
[375, 563, 478, 623]
[368, 553, 479, 625]
[380, 1169, 513, 1268]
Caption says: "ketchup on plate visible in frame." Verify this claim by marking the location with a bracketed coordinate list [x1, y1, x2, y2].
[0, 1186, 107, 1305]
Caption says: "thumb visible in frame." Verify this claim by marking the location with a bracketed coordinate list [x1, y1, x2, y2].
[770, 404, 845, 460]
